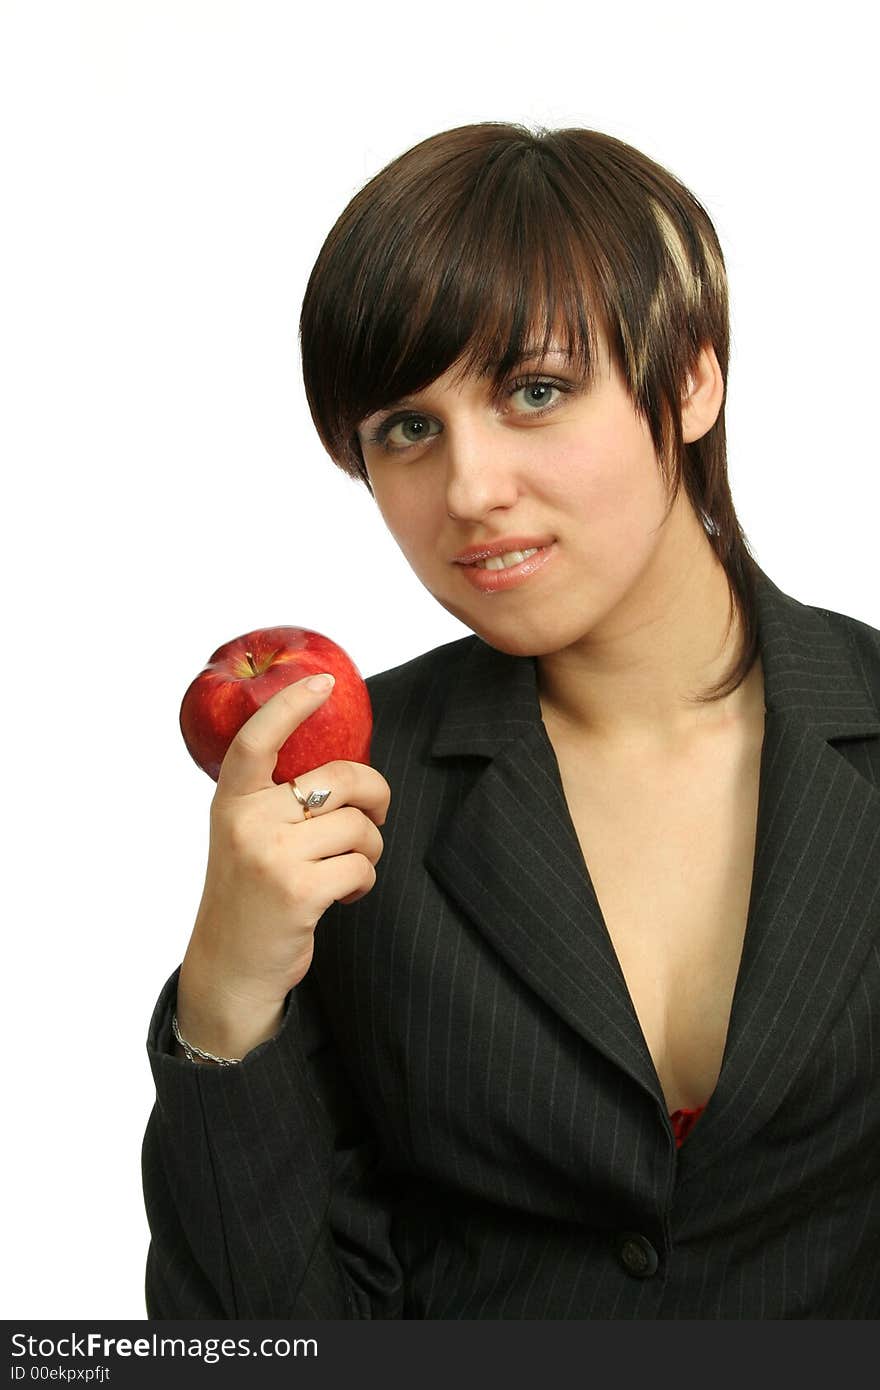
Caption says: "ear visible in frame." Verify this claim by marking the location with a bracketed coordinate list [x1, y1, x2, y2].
[681, 344, 724, 444]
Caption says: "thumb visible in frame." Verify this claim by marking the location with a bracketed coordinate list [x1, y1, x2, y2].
[217, 671, 336, 796]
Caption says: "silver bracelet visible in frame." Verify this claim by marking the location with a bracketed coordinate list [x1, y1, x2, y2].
[172, 1012, 241, 1066]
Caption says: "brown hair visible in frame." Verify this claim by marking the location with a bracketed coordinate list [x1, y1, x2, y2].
[299, 121, 762, 703]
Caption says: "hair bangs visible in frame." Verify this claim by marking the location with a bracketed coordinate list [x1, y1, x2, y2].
[424, 148, 605, 395]
[300, 136, 608, 484]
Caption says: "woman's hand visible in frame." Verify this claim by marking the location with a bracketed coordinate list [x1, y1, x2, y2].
[175, 673, 390, 1060]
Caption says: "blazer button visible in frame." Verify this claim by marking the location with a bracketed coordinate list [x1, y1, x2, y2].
[617, 1232, 659, 1278]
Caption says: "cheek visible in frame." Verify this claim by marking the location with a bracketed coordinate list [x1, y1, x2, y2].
[369, 477, 409, 535]
[371, 485, 436, 567]
[550, 419, 666, 532]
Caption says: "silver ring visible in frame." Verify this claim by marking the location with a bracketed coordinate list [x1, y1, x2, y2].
[290, 781, 332, 819]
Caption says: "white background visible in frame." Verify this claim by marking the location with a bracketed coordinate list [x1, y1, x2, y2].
[2, 0, 876, 1319]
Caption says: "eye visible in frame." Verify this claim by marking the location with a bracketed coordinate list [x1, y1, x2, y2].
[366, 413, 441, 452]
[506, 376, 568, 413]
[364, 373, 573, 455]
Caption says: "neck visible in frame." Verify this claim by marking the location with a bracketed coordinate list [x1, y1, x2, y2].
[536, 497, 764, 753]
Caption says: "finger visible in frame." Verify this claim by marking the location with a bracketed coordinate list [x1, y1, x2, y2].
[264, 761, 391, 827]
[216, 673, 336, 798]
[291, 806, 385, 866]
[313, 851, 379, 910]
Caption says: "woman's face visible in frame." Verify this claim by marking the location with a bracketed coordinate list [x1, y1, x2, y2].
[356, 330, 695, 660]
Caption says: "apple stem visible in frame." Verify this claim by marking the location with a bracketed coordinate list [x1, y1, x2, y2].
[245, 651, 258, 675]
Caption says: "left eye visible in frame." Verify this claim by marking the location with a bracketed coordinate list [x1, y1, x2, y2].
[509, 379, 560, 410]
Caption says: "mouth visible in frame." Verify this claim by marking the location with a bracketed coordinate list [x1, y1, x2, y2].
[452, 534, 556, 566]
[468, 546, 541, 571]
[456, 541, 556, 593]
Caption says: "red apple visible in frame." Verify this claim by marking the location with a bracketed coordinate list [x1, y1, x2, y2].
[179, 625, 372, 783]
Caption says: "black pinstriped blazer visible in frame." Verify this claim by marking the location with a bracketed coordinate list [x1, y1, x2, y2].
[142, 566, 880, 1318]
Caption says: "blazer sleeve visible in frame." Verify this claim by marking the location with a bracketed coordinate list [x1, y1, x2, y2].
[141, 964, 404, 1319]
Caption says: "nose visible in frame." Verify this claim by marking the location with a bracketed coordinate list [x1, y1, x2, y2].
[442, 415, 520, 522]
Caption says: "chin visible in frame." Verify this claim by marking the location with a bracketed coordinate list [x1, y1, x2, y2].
[432, 595, 567, 660]
[479, 625, 570, 658]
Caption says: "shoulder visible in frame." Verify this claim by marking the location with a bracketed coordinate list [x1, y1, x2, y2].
[759, 561, 880, 714]
[365, 633, 478, 700]
[363, 633, 480, 741]
[812, 601, 880, 704]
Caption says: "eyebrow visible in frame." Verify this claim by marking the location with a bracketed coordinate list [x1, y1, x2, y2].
[486, 344, 565, 368]
[357, 345, 572, 430]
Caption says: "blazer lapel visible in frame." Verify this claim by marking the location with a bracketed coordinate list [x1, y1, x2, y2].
[424, 628, 666, 1107]
[425, 567, 880, 1150]
[683, 573, 880, 1166]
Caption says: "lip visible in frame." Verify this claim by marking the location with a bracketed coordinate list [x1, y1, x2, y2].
[457, 541, 556, 593]
[452, 535, 556, 564]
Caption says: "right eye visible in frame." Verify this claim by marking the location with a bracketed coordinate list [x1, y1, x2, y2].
[368, 414, 441, 452]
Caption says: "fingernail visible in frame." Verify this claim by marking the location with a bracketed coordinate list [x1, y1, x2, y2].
[306, 673, 335, 692]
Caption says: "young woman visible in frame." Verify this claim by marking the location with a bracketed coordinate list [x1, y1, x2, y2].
[142, 122, 880, 1318]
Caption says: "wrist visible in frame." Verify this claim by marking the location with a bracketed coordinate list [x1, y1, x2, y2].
[172, 1011, 244, 1065]
[175, 949, 287, 1062]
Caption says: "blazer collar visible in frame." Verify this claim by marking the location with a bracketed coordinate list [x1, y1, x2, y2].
[430, 565, 880, 759]
[425, 566, 880, 1167]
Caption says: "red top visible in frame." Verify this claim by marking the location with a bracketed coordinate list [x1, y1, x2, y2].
[670, 1104, 706, 1147]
